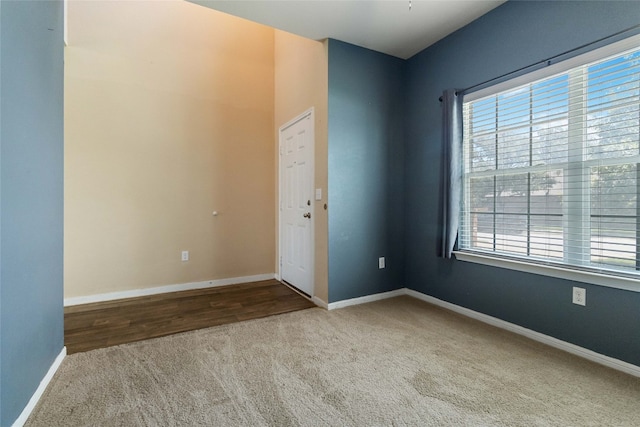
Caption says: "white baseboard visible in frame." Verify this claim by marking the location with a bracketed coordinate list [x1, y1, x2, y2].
[64, 273, 276, 306]
[326, 287, 640, 377]
[12, 346, 67, 427]
[312, 296, 328, 309]
[327, 289, 406, 310]
[404, 289, 640, 378]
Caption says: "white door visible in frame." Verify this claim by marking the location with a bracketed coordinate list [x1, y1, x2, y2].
[279, 109, 314, 296]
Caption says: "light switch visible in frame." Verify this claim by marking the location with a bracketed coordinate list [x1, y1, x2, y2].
[315, 188, 322, 200]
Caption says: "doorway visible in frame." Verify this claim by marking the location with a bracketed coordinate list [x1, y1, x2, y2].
[278, 108, 315, 296]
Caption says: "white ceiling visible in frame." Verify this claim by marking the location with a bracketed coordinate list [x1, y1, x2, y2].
[189, 0, 505, 59]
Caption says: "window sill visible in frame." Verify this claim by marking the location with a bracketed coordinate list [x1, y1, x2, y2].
[453, 251, 640, 293]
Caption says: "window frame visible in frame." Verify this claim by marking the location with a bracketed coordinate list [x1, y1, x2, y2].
[455, 34, 640, 293]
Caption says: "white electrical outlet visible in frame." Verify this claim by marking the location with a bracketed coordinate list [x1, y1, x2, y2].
[181, 250, 189, 262]
[572, 287, 586, 306]
[379, 257, 385, 269]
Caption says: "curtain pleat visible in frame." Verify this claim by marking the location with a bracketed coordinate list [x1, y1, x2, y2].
[439, 89, 463, 258]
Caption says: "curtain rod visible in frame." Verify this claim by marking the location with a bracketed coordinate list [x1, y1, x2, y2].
[438, 23, 640, 102]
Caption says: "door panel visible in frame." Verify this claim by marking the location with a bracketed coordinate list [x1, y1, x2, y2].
[280, 111, 314, 296]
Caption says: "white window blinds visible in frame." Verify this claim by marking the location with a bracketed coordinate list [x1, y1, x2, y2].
[461, 42, 640, 277]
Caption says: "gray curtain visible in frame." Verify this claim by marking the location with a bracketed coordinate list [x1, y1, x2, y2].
[439, 89, 463, 258]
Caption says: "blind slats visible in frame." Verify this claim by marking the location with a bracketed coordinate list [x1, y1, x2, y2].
[461, 43, 640, 276]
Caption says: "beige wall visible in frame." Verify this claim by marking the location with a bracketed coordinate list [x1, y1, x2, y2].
[64, 0, 276, 298]
[274, 31, 329, 303]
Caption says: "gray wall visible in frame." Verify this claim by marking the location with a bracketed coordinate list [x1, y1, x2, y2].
[328, 39, 405, 303]
[0, 1, 64, 425]
[404, 1, 640, 366]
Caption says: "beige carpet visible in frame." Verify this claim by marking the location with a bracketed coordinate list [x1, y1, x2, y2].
[27, 296, 640, 426]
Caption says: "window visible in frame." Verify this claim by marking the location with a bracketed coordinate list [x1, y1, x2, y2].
[460, 37, 640, 284]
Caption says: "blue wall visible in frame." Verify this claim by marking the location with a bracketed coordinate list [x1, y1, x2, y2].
[404, 1, 640, 365]
[0, 1, 64, 425]
[328, 40, 405, 303]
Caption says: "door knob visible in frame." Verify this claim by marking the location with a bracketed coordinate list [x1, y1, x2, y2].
[303, 212, 311, 218]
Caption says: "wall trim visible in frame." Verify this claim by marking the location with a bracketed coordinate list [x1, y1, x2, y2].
[312, 296, 328, 309]
[404, 289, 640, 378]
[12, 346, 67, 427]
[327, 289, 406, 310]
[64, 274, 276, 306]
[327, 287, 640, 377]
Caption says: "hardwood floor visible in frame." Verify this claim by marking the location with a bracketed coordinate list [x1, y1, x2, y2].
[64, 279, 316, 354]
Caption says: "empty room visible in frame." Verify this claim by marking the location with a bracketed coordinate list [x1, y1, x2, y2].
[1, 0, 640, 425]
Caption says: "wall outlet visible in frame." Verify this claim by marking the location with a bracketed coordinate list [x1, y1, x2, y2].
[181, 250, 189, 262]
[572, 287, 586, 306]
[378, 257, 385, 269]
